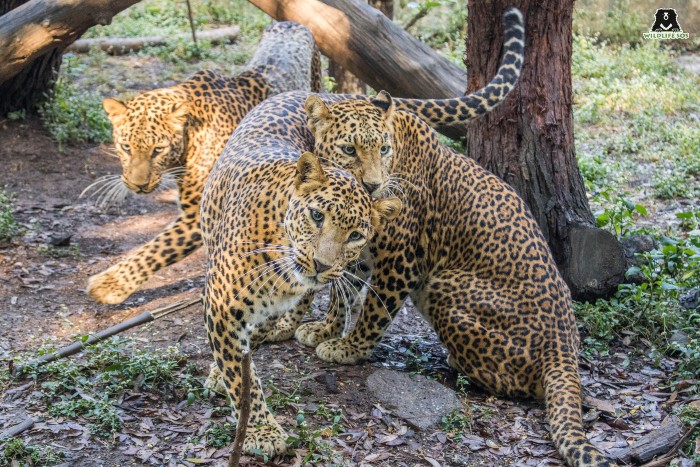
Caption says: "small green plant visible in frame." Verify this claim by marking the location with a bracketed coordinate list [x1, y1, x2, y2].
[675, 404, 700, 461]
[441, 407, 469, 439]
[37, 244, 80, 258]
[6, 109, 26, 121]
[265, 381, 301, 413]
[286, 412, 340, 463]
[653, 173, 694, 200]
[0, 190, 19, 241]
[39, 75, 111, 145]
[404, 339, 430, 374]
[0, 437, 65, 467]
[593, 191, 647, 237]
[15, 337, 201, 438]
[204, 421, 235, 448]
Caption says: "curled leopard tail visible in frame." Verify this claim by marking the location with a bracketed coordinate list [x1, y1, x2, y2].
[543, 353, 615, 467]
[392, 7, 524, 126]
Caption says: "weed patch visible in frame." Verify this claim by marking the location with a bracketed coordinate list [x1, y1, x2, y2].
[0, 437, 64, 467]
[0, 190, 19, 241]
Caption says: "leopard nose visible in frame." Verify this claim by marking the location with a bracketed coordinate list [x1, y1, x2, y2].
[363, 182, 380, 194]
[313, 259, 331, 274]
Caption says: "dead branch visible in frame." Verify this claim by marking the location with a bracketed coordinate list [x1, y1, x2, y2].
[0, 0, 144, 83]
[611, 416, 685, 464]
[0, 418, 35, 440]
[229, 351, 252, 467]
[640, 420, 699, 467]
[67, 26, 239, 55]
[13, 297, 201, 375]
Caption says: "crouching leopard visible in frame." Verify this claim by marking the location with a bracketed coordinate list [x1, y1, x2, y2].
[201, 142, 400, 455]
[296, 10, 612, 467]
[86, 22, 320, 304]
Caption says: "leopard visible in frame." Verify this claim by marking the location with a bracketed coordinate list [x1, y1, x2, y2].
[200, 141, 400, 455]
[200, 8, 608, 466]
[86, 21, 321, 304]
[292, 9, 613, 466]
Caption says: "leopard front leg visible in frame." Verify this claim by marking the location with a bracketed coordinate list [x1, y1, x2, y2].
[316, 265, 407, 364]
[204, 289, 287, 456]
[252, 292, 314, 345]
[87, 210, 201, 304]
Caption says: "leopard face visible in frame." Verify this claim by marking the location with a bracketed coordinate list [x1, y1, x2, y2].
[285, 152, 400, 289]
[305, 92, 395, 198]
[103, 91, 189, 194]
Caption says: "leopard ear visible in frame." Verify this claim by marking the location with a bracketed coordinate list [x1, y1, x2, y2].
[370, 90, 394, 120]
[103, 98, 127, 123]
[305, 95, 331, 136]
[168, 102, 189, 129]
[295, 152, 328, 194]
[371, 196, 401, 230]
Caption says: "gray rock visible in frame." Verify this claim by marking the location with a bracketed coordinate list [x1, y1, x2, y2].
[365, 369, 462, 430]
[679, 287, 700, 310]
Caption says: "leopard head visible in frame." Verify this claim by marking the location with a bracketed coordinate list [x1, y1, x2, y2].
[285, 152, 400, 289]
[305, 91, 395, 198]
[103, 89, 189, 194]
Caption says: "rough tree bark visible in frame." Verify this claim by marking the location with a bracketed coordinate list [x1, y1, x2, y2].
[0, 0, 143, 116]
[246, 0, 465, 98]
[329, 0, 392, 93]
[465, 0, 625, 299]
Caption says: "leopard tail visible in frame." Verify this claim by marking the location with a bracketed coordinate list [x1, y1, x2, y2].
[393, 7, 525, 126]
[542, 352, 615, 467]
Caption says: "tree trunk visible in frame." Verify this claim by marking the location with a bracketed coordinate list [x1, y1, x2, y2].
[0, 0, 143, 116]
[246, 0, 465, 99]
[327, 0, 392, 94]
[465, 0, 625, 299]
[0, 0, 60, 116]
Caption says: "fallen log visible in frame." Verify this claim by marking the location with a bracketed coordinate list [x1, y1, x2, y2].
[66, 26, 240, 55]
[0, 418, 35, 440]
[610, 416, 685, 464]
[0, 0, 144, 83]
[13, 297, 201, 375]
[247, 0, 468, 138]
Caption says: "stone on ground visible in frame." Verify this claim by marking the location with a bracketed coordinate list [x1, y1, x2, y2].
[366, 369, 462, 430]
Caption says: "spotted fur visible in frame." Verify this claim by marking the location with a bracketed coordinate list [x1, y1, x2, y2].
[87, 22, 319, 304]
[298, 10, 611, 466]
[201, 134, 400, 455]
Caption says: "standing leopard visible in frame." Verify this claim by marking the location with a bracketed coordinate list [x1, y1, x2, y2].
[201, 142, 400, 455]
[86, 22, 320, 304]
[204, 8, 610, 466]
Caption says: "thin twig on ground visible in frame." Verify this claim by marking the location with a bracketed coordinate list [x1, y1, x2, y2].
[229, 351, 252, 467]
[13, 297, 201, 375]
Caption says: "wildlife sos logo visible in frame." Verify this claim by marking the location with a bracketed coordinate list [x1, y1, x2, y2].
[643, 8, 690, 39]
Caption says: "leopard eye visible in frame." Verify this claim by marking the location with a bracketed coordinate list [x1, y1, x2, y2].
[347, 231, 364, 242]
[341, 145, 356, 156]
[310, 208, 324, 224]
[380, 145, 390, 156]
[120, 143, 131, 153]
[153, 147, 165, 155]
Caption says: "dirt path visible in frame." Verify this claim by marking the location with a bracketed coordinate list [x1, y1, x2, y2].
[0, 119, 694, 466]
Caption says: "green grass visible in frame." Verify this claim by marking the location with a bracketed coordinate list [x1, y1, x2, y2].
[39, 57, 112, 145]
[0, 438, 65, 467]
[10, 337, 202, 438]
[0, 189, 19, 242]
[572, 35, 700, 200]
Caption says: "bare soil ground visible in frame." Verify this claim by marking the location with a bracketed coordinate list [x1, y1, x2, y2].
[1, 118, 697, 467]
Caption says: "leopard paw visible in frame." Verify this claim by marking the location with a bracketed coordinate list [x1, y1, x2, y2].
[264, 320, 297, 343]
[315, 338, 370, 364]
[87, 267, 135, 304]
[295, 321, 340, 348]
[203, 363, 228, 394]
[242, 420, 288, 456]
